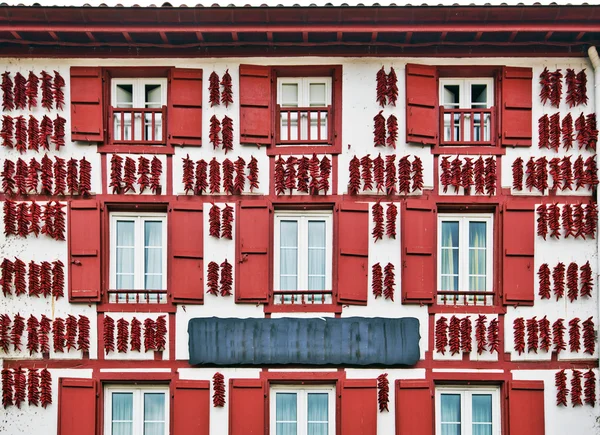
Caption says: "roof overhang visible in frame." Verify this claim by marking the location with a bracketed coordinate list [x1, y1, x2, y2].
[0, 5, 599, 57]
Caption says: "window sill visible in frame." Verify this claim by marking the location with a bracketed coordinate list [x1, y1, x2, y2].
[266, 144, 340, 156]
[264, 303, 342, 314]
[431, 145, 505, 156]
[97, 302, 177, 313]
[429, 304, 506, 315]
[98, 144, 175, 155]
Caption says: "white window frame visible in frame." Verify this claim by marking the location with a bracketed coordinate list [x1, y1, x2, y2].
[111, 78, 168, 108]
[109, 213, 168, 292]
[273, 211, 333, 292]
[439, 78, 494, 109]
[435, 386, 501, 435]
[277, 77, 332, 108]
[437, 214, 493, 293]
[270, 385, 336, 435]
[104, 385, 169, 435]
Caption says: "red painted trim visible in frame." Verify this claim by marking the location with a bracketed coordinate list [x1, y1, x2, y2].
[432, 146, 506, 156]
[166, 155, 173, 196]
[98, 145, 175, 155]
[101, 153, 108, 195]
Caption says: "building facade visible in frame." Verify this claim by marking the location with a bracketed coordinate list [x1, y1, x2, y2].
[0, 3, 599, 434]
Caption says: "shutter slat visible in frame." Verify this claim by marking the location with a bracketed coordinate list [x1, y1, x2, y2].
[401, 200, 435, 304]
[173, 380, 210, 435]
[70, 67, 104, 142]
[509, 380, 545, 435]
[501, 66, 533, 147]
[239, 64, 272, 145]
[396, 380, 433, 435]
[58, 378, 97, 435]
[170, 203, 204, 303]
[338, 203, 369, 305]
[236, 201, 270, 303]
[406, 63, 438, 145]
[341, 379, 377, 435]
[168, 68, 203, 147]
[502, 201, 535, 305]
[229, 379, 265, 435]
[68, 200, 101, 302]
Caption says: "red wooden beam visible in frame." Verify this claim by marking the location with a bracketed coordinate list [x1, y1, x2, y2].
[159, 31, 169, 44]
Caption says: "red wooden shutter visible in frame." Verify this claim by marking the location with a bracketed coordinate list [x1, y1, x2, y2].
[229, 379, 265, 435]
[169, 202, 203, 303]
[239, 64, 272, 145]
[396, 380, 433, 435]
[501, 66, 533, 147]
[509, 381, 545, 435]
[70, 67, 104, 142]
[401, 199, 436, 304]
[502, 201, 535, 305]
[406, 63, 438, 146]
[168, 68, 203, 147]
[68, 200, 101, 302]
[337, 202, 369, 305]
[341, 379, 377, 435]
[236, 201, 270, 303]
[173, 380, 210, 435]
[58, 378, 97, 435]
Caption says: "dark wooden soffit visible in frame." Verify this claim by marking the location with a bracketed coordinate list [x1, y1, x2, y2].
[0, 5, 599, 57]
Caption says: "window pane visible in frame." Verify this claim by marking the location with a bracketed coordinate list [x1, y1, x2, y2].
[113, 423, 133, 435]
[116, 248, 135, 274]
[472, 394, 492, 422]
[308, 221, 326, 290]
[276, 423, 298, 435]
[309, 83, 326, 106]
[280, 221, 298, 291]
[281, 84, 299, 107]
[442, 85, 460, 108]
[112, 392, 133, 435]
[440, 248, 459, 276]
[145, 84, 162, 108]
[308, 393, 328, 422]
[441, 394, 461, 423]
[144, 423, 165, 435]
[276, 392, 297, 435]
[115, 84, 133, 107]
[145, 222, 162, 247]
[117, 221, 135, 246]
[441, 276, 459, 292]
[116, 274, 135, 290]
[441, 424, 461, 435]
[469, 222, 487, 248]
[471, 84, 488, 107]
[469, 276, 486, 292]
[441, 222, 459, 247]
[308, 424, 328, 435]
[144, 393, 165, 421]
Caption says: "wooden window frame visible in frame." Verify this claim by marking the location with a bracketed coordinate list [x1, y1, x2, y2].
[435, 386, 501, 435]
[268, 65, 342, 156]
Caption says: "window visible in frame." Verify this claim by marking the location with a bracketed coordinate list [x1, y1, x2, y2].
[109, 213, 167, 303]
[273, 211, 333, 304]
[104, 386, 169, 435]
[111, 78, 167, 144]
[435, 387, 500, 435]
[440, 78, 494, 145]
[277, 77, 332, 145]
[270, 386, 335, 435]
[437, 214, 493, 304]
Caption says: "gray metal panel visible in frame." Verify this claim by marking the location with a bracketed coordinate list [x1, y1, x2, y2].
[188, 316, 420, 366]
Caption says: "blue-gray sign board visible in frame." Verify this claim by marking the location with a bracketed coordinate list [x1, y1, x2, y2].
[188, 317, 420, 366]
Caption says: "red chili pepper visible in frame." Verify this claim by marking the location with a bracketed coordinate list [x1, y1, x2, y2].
[387, 67, 398, 106]
[137, 156, 150, 194]
[16, 202, 30, 238]
[66, 158, 79, 196]
[14, 115, 26, 153]
[285, 156, 297, 194]
[51, 260, 64, 299]
[207, 261, 219, 297]
[579, 261, 593, 298]
[383, 263, 395, 301]
[220, 260, 233, 297]
[2, 159, 15, 196]
[474, 315, 487, 355]
[539, 316, 551, 352]
[550, 69, 563, 108]
[221, 70, 233, 107]
[26, 315, 39, 355]
[144, 318, 156, 352]
[474, 157, 485, 195]
[586, 113, 598, 151]
[460, 316, 472, 353]
[209, 158, 221, 194]
[576, 113, 588, 149]
[386, 203, 398, 239]
[525, 157, 536, 191]
[372, 263, 383, 299]
[569, 317, 581, 353]
[13, 258, 26, 296]
[248, 156, 260, 192]
[440, 156, 451, 193]
[296, 156, 310, 193]
[553, 262, 566, 300]
[538, 114, 549, 149]
[584, 202, 598, 239]
[52, 115, 65, 150]
[209, 115, 221, 149]
[450, 156, 462, 193]
[53, 71, 65, 110]
[377, 373, 390, 412]
[1, 72, 14, 111]
[13, 72, 26, 110]
[222, 159, 234, 195]
[360, 154, 373, 192]
[547, 203, 561, 239]
[412, 156, 424, 192]
[565, 69, 577, 107]
[373, 153, 385, 193]
[376, 66, 387, 107]
[209, 71, 220, 106]
[555, 369, 568, 407]
[40, 368, 52, 408]
[535, 157, 548, 193]
[79, 157, 92, 196]
[40, 70, 53, 110]
[274, 156, 286, 196]
[39, 315, 51, 354]
[27, 369, 40, 406]
[103, 315, 115, 354]
[65, 315, 77, 352]
[449, 316, 461, 356]
[511, 157, 523, 191]
[117, 318, 129, 353]
[371, 201, 384, 242]
[52, 201, 65, 241]
[526, 317, 538, 353]
[386, 114, 398, 148]
[221, 204, 234, 240]
[53, 156, 66, 196]
[571, 369, 583, 406]
[77, 315, 90, 353]
[27, 116, 39, 152]
[39, 115, 52, 150]
[584, 370, 596, 406]
[573, 203, 585, 239]
[182, 154, 194, 195]
[319, 156, 331, 194]
[539, 67, 552, 106]
[40, 261, 51, 297]
[566, 262, 579, 302]
[373, 110, 386, 147]
[549, 157, 562, 191]
[150, 157, 162, 195]
[222, 115, 234, 154]
[549, 113, 561, 151]
[13, 366, 25, 409]
[209, 204, 221, 239]
[1, 115, 14, 148]
[212, 372, 226, 407]
[349, 156, 361, 195]
[385, 154, 397, 196]
[582, 317, 595, 355]
[3, 200, 17, 237]
[52, 317, 65, 353]
[513, 317, 525, 355]
[194, 159, 208, 195]
[109, 154, 123, 194]
[562, 113, 574, 150]
[2, 368, 14, 408]
[123, 157, 136, 194]
[536, 205, 548, 240]
[11, 313, 24, 352]
[130, 317, 141, 352]
[233, 157, 246, 194]
[0, 314, 11, 353]
[538, 263, 551, 299]
[27, 72, 38, 110]
[309, 154, 321, 195]
[435, 316, 448, 355]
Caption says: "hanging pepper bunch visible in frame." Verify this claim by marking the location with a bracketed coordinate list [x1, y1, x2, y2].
[77, 315, 90, 353]
[13, 366, 25, 409]
[16, 202, 29, 237]
[484, 157, 496, 196]
[580, 261, 593, 298]
[562, 113, 574, 150]
[320, 156, 331, 194]
[116, 318, 129, 353]
[566, 262, 579, 302]
[285, 156, 297, 194]
[52, 317, 65, 353]
[222, 116, 233, 154]
[195, 159, 208, 195]
[525, 157, 536, 191]
[274, 156, 285, 195]
[538, 114, 550, 148]
[182, 154, 194, 194]
[472, 157, 484, 195]
[373, 111, 386, 147]
[585, 202, 598, 239]
[553, 262, 566, 300]
[52, 202, 65, 241]
[372, 263, 383, 299]
[0, 314, 10, 353]
[213, 372, 226, 407]
[587, 113, 598, 150]
[207, 261, 219, 296]
[549, 113, 561, 151]
[233, 157, 246, 194]
[14, 116, 26, 153]
[371, 202, 384, 242]
[65, 315, 77, 352]
[122, 157, 136, 194]
[209, 204, 221, 238]
[573, 203, 585, 238]
[52, 260, 64, 299]
[360, 155, 373, 192]
[31, 261, 41, 296]
[28, 72, 40, 110]
[295, 156, 309, 193]
[512, 157, 523, 191]
[29, 202, 41, 236]
[209, 72, 220, 106]
[412, 156, 424, 192]
[539, 316, 551, 352]
[566, 69, 577, 107]
[549, 157, 562, 191]
[40, 368, 51, 408]
[513, 317, 525, 355]
[460, 316, 472, 353]
[40, 71, 53, 110]
[40, 262, 51, 297]
[13, 258, 26, 296]
[576, 70, 589, 105]
[550, 69, 563, 107]
[449, 156, 461, 193]
[3, 200, 17, 237]
[144, 318, 156, 352]
[1, 72, 13, 110]
[103, 315, 115, 354]
[28, 116, 39, 152]
[538, 263, 551, 299]
[383, 263, 395, 301]
[220, 260, 233, 297]
[348, 156, 361, 195]
[109, 154, 123, 194]
[535, 157, 548, 193]
[584, 370, 596, 407]
[474, 315, 487, 355]
[384, 155, 397, 195]
[435, 316, 448, 354]
[576, 113, 588, 149]
[449, 316, 461, 355]
[569, 317, 581, 353]
[13, 73, 26, 110]
[27, 369, 40, 406]
[136, 156, 150, 194]
[209, 115, 221, 149]
[247, 156, 259, 192]
[26, 315, 39, 355]
[53, 71, 65, 110]
[150, 156, 162, 194]
[440, 156, 451, 193]
[2, 368, 13, 408]
[526, 317, 538, 353]
[219, 204, 233, 240]
[66, 158, 79, 195]
[373, 154, 385, 193]
[376, 66, 387, 107]
[222, 158, 234, 195]
[547, 203, 560, 239]
[52, 115, 65, 150]
[39, 315, 51, 354]
[209, 158, 221, 194]
[377, 373, 390, 412]
[11, 313, 24, 352]
[582, 317, 595, 355]
[2, 159, 15, 196]
[221, 70, 233, 107]
[556, 369, 569, 406]
[584, 155, 598, 189]
[386, 203, 397, 238]
[571, 369, 583, 406]
[394, 156, 409, 195]
[387, 67, 398, 105]
[386, 114, 398, 148]
[130, 318, 142, 352]
[1, 258, 14, 296]
[536, 205, 548, 240]
[539, 67, 552, 105]
[1, 115, 14, 148]
[155, 316, 167, 351]
[39, 115, 52, 150]
[79, 157, 91, 196]
[53, 156, 66, 196]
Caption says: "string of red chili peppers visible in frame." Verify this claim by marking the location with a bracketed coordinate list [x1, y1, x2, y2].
[2, 367, 52, 409]
[440, 156, 496, 196]
[538, 112, 597, 151]
[109, 154, 162, 195]
[183, 156, 260, 194]
[349, 154, 423, 194]
[3, 200, 65, 241]
[205, 260, 233, 297]
[536, 203, 598, 240]
[1, 70, 64, 113]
